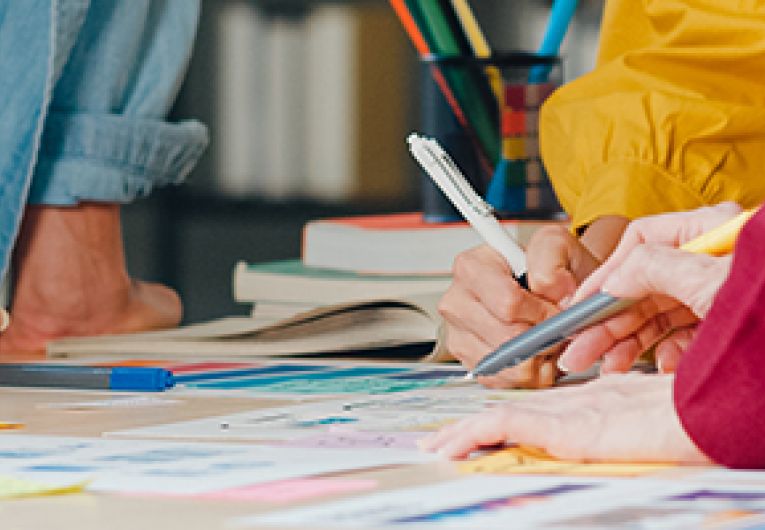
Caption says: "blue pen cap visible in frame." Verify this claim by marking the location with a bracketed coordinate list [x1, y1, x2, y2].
[109, 367, 175, 392]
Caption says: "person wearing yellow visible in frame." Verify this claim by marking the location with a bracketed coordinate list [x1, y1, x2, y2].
[438, 1, 765, 388]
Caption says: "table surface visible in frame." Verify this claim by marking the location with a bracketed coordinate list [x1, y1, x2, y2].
[0, 361, 744, 530]
[0, 366, 475, 530]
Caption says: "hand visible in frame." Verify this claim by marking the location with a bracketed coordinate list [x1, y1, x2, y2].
[438, 224, 601, 388]
[558, 203, 741, 374]
[419, 374, 709, 464]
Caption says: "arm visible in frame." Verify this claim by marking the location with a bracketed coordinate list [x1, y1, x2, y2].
[674, 207, 765, 469]
[541, 0, 765, 233]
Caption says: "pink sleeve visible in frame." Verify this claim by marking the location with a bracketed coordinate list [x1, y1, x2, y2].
[674, 207, 765, 469]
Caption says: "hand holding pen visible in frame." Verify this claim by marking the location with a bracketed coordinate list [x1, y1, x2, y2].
[556, 202, 744, 375]
[407, 134, 600, 388]
[471, 203, 753, 379]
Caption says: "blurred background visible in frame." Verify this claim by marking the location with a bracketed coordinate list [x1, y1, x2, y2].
[122, 0, 604, 324]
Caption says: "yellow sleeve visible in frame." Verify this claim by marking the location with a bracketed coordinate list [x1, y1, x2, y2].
[540, 0, 765, 232]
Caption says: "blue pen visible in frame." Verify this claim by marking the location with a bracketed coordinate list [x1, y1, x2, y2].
[529, 0, 579, 83]
[0, 364, 175, 392]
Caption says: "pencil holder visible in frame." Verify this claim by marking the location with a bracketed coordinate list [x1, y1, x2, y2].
[421, 52, 564, 220]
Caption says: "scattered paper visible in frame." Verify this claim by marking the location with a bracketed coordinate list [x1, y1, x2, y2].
[197, 478, 378, 503]
[231, 476, 622, 529]
[235, 477, 765, 529]
[108, 390, 503, 442]
[461, 446, 674, 477]
[279, 429, 424, 450]
[39, 396, 181, 411]
[0, 435, 433, 496]
[0, 475, 85, 499]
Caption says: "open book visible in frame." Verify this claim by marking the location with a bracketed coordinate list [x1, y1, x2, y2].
[47, 293, 450, 360]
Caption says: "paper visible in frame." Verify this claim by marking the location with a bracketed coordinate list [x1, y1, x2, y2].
[279, 429, 424, 450]
[0, 435, 433, 496]
[109, 388, 504, 442]
[196, 478, 378, 503]
[232, 476, 622, 529]
[39, 396, 181, 411]
[540, 483, 765, 529]
[460, 446, 674, 477]
[235, 477, 765, 529]
[179, 363, 465, 395]
[0, 475, 85, 499]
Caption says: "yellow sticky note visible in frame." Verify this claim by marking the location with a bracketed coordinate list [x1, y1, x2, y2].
[0, 475, 86, 499]
[460, 446, 674, 477]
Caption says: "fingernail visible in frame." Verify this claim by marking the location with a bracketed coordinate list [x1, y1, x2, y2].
[558, 296, 572, 309]
[656, 356, 665, 374]
[557, 355, 570, 373]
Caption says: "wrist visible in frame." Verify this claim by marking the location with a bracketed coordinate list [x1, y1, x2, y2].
[579, 216, 629, 263]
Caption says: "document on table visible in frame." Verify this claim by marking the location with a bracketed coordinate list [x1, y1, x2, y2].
[0, 435, 434, 496]
[108, 388, 510, 442]
[233, 475, 765, 529]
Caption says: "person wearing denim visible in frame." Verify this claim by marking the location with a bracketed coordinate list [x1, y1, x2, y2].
[0, 0, 208, 353]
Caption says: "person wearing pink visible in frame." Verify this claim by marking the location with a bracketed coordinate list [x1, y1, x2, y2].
[422, 203, 765, 469]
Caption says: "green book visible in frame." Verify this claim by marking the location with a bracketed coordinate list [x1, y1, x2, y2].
[233, 260, 451, 305]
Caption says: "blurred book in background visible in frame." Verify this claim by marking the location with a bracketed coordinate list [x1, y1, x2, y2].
[234, 260, 450, 307]
[214, 1, 412, 202]
[302, 212, 549, 274]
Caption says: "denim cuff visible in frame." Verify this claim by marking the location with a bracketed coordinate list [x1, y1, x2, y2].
[28, 112, 209, 205]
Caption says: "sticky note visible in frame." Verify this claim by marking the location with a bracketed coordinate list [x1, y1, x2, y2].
[460, 446, 674, 477]
[0, 475, 85, 499]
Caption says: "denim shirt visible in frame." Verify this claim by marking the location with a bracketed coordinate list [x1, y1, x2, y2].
[0, 0, 209, 279]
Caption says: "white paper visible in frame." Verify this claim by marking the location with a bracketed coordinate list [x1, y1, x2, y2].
[0, 435, 434, 495]
[233, 476, 765, 529]
[109, 387, 509, 442]
[231, 476, 627, 529]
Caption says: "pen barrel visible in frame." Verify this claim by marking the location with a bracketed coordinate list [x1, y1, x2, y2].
[0, 364, 110, 389]
[473, 293, 634, 376]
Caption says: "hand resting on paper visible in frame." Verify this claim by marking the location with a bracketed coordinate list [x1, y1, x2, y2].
[557, 203, 740, 375]
[419, 373, 709, 464]
[438, 218, 625, 389]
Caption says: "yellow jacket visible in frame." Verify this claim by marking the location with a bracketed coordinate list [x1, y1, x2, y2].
[540, 0, 765, 232]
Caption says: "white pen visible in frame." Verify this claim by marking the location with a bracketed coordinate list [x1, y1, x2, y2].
[407, 133, 528, 286]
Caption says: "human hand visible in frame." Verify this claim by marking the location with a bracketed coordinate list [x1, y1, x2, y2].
[558, 203, 741, 374]
[419, 373, 709, 464]
[438, 225, 600, 388]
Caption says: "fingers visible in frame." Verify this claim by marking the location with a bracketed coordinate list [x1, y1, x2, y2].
[559, 300, 697, 373]
[419, 406, 559, 459]
[526, 226, 600, 303]
[439, 285, 531, 350]
[448, 246, 558, 323]
[573, 203, 742, 303]
[601, 247, 731, 318]
[655, 327, 697, 373]
[443, 326, 559, 389]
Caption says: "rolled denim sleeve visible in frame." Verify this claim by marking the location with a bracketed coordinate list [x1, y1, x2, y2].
[28, 0, 208, 205]
[29, 113, 207, 204]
